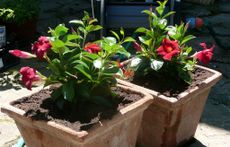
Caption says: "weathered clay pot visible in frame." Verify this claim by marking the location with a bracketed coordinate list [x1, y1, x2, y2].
[118, 65, 222, 147]
[1, 84, 153, 147]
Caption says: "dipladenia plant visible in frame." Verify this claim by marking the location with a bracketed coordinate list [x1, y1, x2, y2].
[10, 12, 134, 107]
[129, 0, 214, 84]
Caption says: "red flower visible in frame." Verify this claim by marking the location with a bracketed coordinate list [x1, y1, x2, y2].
[31, 36, 52, 59]
[9, 49, 35, 58]
[157, 38, 180, 61]
[196, 43, 214, 64]
[19, 67, 40, 90]
[84, 43, 101, 54]
[133, 42, 142, 52]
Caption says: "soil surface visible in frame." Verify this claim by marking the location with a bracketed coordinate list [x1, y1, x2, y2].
[132, 67, 213, 97]
[12, 87, 143, 132]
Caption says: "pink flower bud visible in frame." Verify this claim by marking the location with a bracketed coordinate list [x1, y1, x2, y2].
[9, 49, 35, 59]
[19, 67, 40, 90]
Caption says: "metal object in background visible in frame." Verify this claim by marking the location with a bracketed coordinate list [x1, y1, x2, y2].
[0, 25, 6, 48]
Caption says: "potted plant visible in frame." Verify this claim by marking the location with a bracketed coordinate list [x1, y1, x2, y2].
[1, 12, 153, 146]
[118, 0, 222, 147]
[0, 0, 40, 39]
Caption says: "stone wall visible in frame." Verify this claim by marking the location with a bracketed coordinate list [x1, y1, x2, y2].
[181, 0, 230, 50]
[37, 0, 91, 34]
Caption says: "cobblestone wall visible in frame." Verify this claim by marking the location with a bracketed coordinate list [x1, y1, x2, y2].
[37, 0, 91, 34]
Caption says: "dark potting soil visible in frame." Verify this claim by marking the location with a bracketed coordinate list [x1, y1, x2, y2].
[12, 87, 143, 132]
[131, 67, 213, 97]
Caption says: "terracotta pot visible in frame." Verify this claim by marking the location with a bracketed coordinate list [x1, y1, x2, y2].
[118, 65, 222, 147]
[1, 84, 153, 147]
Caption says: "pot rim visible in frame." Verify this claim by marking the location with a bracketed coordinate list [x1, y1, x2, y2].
[117, 65, 222, 108]
[1, 84, 153, 142]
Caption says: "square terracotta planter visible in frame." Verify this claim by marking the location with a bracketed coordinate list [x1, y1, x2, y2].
[118, 65, 222, 147]
[1, 84, 153, 147]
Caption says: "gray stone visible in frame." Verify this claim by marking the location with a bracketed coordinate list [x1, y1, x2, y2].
[219, 2, 230, 13]
[215, 36, 230, 50]
[206, 14, 230, 36]
[181, 3, 212, 17]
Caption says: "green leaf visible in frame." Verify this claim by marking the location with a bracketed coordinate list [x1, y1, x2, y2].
[83, 11, 90, 21]
[62, 81, 75, 102]
[142, 10, 156, 18]
[150, 59, 164, 71]
[87, 25, 102, 32]
[185, 47, 193, 54]
[69, 20, 84, 26]
[74, 64, 92, 80]
[51, 39, 65, 53]
[104, 37, 117, 45]
[110, 30, 120, 42]
[156, 6, 164, 16]
[71, 60, 89, 69]
[102, 66, 120, 75]
[162, 11, 175, 19]
[51, 87, 62, 99]
[178, 69, 192, 84]
[120, 27, 124, 36]
[54, 24, 68, 37]
[82, 52, 100, 60]
[66, 34, 80, 41]
[130, 57, 142, 68]
[181, 35, 196, 45]
[78, 27, 87, 34]
[48, 59, 61, 75]
[89, 18, 98, 25]
[156, 0, 167, 16]
[184, 61, 195, 71]
[158, 19, 167, 29]
[135, 27, 147, 33]
[93, 59, 102, 69]
[139, 36, 151, 46]
[65, 41, 80, 47]
[123, 37, 135, 43]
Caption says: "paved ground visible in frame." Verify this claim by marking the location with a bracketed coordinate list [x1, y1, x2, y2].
[0, 55, 230, 147]
[1, 1, 230, 146]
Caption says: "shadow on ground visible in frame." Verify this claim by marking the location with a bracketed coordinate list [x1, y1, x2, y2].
[0, 70, 22, 91]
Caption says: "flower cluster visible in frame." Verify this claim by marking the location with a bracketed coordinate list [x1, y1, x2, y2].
[128, 0, 214, 83]
[10, 12, 133, 107]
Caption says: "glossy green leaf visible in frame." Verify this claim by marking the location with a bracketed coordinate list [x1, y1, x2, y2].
[62, 81, 75, 102]
[110, 30, 120, 42]
[89, 18, 98, 25]
[102, 66, 120, 75]
[150, 59, 164, 71]
[123, 37, 135, 43]
[74, 64, 92, 80]
[54, 24, 68, 37]
[120, 27, 124, 36]
[181, 35, 196, 45]
[135, 27, 147, 33]
[69, 20, 84, 26]
[51, 39, 65, 53]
